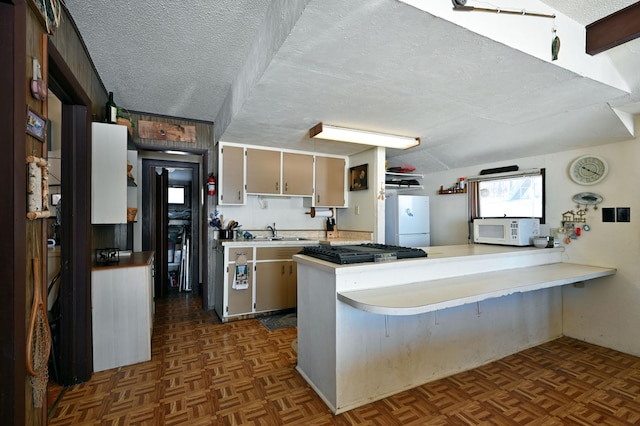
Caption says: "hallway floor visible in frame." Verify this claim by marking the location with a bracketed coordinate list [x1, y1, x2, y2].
[48, 294, 640, 425]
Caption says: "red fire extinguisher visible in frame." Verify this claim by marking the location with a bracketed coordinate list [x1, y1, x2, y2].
[207, 175, 216, 196]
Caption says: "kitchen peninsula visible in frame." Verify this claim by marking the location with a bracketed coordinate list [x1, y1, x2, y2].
[294, 245, 616, 414]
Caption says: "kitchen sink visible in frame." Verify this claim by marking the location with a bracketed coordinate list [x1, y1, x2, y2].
[250, 236, 311, 241]
[270, 237, 310, 241]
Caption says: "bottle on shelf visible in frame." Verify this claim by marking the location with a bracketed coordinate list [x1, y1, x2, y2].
[105, 92, 117, 124]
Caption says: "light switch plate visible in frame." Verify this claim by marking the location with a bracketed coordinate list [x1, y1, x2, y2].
[602, 208, 615, 222]
[617, 207, 630, 222]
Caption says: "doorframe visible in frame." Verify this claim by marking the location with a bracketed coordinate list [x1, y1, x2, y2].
[0, 1, 28, 422]
[141, 155, 207, 305]
[47, 39, 93, 385]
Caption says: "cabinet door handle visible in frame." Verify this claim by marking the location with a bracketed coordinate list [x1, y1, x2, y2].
[282, 265, 285, 274]
[237, 190, 241, 201]
[289, 265, 293, 274]
[317, 195, 320, 203]
[285, 182, 288, 192]
[276, 181, 279, 191]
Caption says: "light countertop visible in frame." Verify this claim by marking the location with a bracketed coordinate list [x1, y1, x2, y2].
[219, 237, 371, 247]
[294, 244, 565, 272]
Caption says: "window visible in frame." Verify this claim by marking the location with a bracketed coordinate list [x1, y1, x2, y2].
[471, 169, 545, 223]
[168, 186, 185, 205]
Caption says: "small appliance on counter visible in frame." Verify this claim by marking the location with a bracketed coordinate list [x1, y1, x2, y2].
[95, 248, 119, 265]
[473, 218, 540, 246]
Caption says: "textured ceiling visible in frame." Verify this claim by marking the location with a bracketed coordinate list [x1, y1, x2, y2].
[64, 0, 640, 172]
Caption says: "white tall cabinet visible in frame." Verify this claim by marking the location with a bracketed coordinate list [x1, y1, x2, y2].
[92, 122, 127, 224]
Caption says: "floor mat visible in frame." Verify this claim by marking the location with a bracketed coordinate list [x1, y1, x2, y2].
[258, 312, 297, 331]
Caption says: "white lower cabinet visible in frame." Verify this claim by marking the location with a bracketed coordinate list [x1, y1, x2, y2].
[92, 253, 154, 372]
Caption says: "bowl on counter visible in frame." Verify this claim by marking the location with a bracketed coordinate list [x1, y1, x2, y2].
[533, 236, 553, 248]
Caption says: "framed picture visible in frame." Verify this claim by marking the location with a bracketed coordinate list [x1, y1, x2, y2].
[27, 0, 61, 34]
[349, 164, 368, 191]
[26, 107, 46, 142]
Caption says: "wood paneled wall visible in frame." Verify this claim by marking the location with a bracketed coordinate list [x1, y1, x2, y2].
[24, 5, 47, 425]
[20, 2, 108, 424]
[48, 6, 107, 118]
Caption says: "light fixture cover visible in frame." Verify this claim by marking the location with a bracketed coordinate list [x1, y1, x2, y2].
[309, 123, 420, 149]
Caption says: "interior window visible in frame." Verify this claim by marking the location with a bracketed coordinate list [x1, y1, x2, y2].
[168, 186, 185, 205]
[471, 169, 545, 223]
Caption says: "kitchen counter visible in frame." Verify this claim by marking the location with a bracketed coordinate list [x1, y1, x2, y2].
[294, 244, 616, 414]
[92, 250, 155, 270]
[218, 237, 371, 247]
[338, 262, 615, 316]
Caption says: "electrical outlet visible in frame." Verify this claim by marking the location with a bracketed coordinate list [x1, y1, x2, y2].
[355, 205, 360, 215]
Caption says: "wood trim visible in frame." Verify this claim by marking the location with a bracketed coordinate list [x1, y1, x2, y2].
[586, 2, 640, 55]
[48, 39, 91, 106]
[48, 38, 93, 385]
[58, 105, 93, 384]
[0, 1, 28, 423]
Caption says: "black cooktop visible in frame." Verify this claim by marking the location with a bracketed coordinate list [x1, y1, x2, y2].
[300, 243, 427, 265]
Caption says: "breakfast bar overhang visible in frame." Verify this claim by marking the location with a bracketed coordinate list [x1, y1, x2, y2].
[293, 245, 616, 414]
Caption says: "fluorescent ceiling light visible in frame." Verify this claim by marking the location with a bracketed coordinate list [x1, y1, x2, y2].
[309, 123, 420, 149]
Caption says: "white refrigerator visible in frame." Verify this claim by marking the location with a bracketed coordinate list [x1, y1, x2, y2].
[385, 195, 430, 247]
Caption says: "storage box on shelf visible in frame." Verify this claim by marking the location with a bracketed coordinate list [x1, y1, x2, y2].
[385, 171, 424, 191]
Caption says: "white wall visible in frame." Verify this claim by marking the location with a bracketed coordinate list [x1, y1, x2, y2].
[417, 137, 640, 357]
[338, 147, 385, 240]
[215, 195, 326, 232]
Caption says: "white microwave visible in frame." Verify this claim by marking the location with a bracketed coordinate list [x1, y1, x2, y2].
[473, 218, 540, 246]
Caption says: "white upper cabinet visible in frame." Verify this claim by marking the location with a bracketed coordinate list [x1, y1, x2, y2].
[92, 123, 127, 224]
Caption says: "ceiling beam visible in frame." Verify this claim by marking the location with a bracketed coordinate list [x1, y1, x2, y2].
[586, 1, 640, 55]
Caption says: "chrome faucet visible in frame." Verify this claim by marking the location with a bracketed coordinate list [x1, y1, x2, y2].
[267, 223, 277, 238]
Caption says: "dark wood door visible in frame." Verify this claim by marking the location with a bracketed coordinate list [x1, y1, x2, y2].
[143, 164, 169, 298]
[155, 168, 169, 298]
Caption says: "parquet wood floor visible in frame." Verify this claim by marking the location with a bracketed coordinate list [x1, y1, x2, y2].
[48, 294, 640, 425]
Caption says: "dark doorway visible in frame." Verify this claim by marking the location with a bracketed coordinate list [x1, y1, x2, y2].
[142, 159, 201, 300]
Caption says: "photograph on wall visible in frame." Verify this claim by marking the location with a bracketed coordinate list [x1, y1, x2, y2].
[26, 107, 47, 142]
[349, 164, 368, 191]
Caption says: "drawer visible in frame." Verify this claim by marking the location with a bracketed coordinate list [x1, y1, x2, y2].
[228, 247, 253, 262]
[256, 246, 304, 260]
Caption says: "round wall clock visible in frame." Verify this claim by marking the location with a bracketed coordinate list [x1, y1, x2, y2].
[569, 155, 608, 185]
